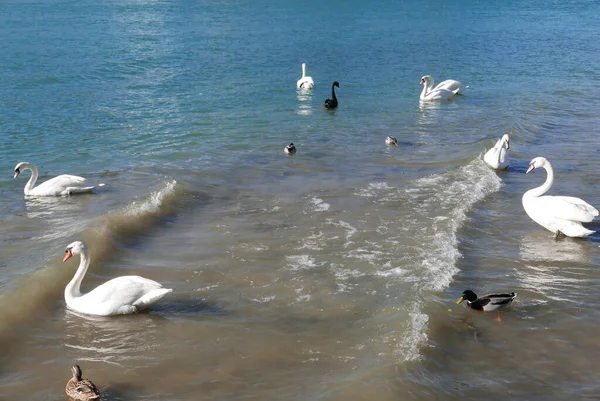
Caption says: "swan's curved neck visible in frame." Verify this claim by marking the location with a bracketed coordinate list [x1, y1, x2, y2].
[331, 84, 337, 101]
[420, 80, 433, 100]
[65, 249, 90, 302]
[526, 164, 554, 198]
[495, 148, 503, 165]
[301, 63, 307, 78]
[22, 164, 39, 195]
[495, 141, 505, 165]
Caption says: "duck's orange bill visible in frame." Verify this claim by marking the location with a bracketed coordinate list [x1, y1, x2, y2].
[456, 297, 464, 304]
[63, 249, 73, 262]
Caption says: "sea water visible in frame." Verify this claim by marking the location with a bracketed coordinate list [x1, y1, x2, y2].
[1, 0, 600, 399]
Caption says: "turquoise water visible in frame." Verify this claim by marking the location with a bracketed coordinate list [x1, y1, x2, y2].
[2, 1, 600, 399]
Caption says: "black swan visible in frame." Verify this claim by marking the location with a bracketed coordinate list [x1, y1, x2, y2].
[323, 81, 340, 109]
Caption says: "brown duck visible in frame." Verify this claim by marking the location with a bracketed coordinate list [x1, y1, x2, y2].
[66, 365, 100, 401]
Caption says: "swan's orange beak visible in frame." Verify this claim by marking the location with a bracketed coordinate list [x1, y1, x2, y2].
[63, 249, 73, 262]
[420, 78, 425, 84]
[13, 170, 20, 179]
[526, 164, 535, 174]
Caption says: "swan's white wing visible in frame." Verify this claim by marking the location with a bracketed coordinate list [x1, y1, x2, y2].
[433, 79, 462, 93]
[297, 77, 314, 89]
[30, 174, 90, 195]
[43, 174, 86, 186]
[422, 88, 457, 101]
[483, 146, 500, 168]
[60, 186, 96, 195]
[537, 195, 598, 223]
[79, 276, 165, 306]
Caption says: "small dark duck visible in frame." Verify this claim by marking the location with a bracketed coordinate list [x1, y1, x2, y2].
[457, 290, 517, 321]
[323, 81, 340, 109]
[66, 365, 100, 401]
[385, 136, 398, 146]
[284, 143, 297, 154]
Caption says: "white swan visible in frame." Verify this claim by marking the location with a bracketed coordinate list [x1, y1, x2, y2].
[13, 162, 100, 197]
[419, 75, 462, 101]
[296, 63, 314, 90]
[63, 241, 172, 316]
[483, 134, 510, 170]
[522, 157, 599, 238]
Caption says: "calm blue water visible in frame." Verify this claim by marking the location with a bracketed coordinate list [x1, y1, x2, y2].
[2, 1, 600, 400]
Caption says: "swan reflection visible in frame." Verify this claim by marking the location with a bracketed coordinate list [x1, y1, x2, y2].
[517, 232, 592, 302]
[24, 195, 90, 215]
[416, 100, 444, 127]
[63, 309, 165, 367]
[519, 232, 592, 264]
[296, 89, 313, 116]
[22, 197, 94, 241]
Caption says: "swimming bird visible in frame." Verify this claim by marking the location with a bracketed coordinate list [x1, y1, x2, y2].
[66, 365, 100, 401]
[296, 63, 314, 90]
[385, 136, 398, 146]
[419, 75, 462, 101]
[63, 241, 172, 316]
[13, 162, 100, 197]
[483, 134, 510, 170]
[284, 143, 297, 154]
[522, 157, 598, 238]
[457, 290, 517, 321]
[323, 81, 340, 109]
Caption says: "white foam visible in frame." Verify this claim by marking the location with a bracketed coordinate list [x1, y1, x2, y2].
[396, 307, 429, 361]
[296, 294, 312, 302]
[346, 248, 385, 264]
[411, 159, 502, 292]
[237, 242, 269, 252]
[286, 254, 324, 271]
[354, 182, 393, 197]
[375, 267, 415, 279]
[296, 231, 325, 251]
[250, 296, 275, 303]
[125, 179, 177, 216]
[308, 197, 331, 212]
[387, 159, 502, 360]
[326, 219, 358, 248]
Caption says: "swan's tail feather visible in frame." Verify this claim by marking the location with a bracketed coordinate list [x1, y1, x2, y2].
[561, 225, 595, 238]
[133, 288, 172, 309]
[62, 186, 96, 195]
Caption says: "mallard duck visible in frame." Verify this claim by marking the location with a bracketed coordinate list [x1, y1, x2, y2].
[323, 81, 340, 109]
[66, 365, 100, 401]
[385, 136, 398, 146]
[284, 143, 297, 154]
[457, 290, 517, 321]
